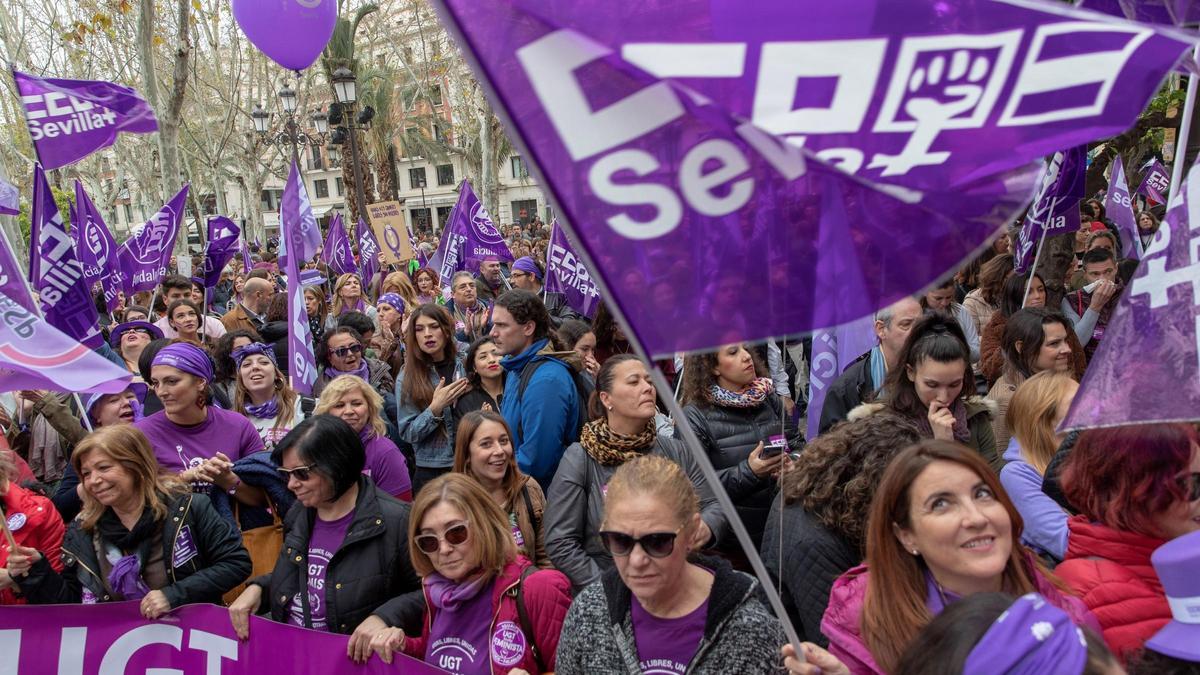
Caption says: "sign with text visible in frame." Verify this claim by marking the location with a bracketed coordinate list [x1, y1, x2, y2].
[365, 201, 414, 264]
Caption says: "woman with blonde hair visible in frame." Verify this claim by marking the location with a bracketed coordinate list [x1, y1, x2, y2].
[367, 473, 572, 673]
[314, 375, 412, 501]
[7, 425, 250, 616]
[1002, 371, 1080, 561]
[381, 271, 420, 310]
[327, 273, 378, 331]
[453, 410, 549, 568]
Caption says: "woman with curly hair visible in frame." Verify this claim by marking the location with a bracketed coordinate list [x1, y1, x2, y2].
[761, 412, 921, 646]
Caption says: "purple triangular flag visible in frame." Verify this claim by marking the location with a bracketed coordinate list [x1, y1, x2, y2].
[545, 219, 601, 318]
[1014, 147, 1086, 275]
[117, 185, 188, 293]
[1105, 156, 1144, 260]
[321, 213, 357, 276]
[281, 160, 322, 263]
[280, 190, 319, 397]
[13, 69, 158, 172]
[73, 180, 125, 313]
[30, 165, 102, 348]
[202, 216, 241, 288]
[356, 218, 380, 286]
[241, 239, 253, 274]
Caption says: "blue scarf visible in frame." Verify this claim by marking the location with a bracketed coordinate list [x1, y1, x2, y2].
[868, 345, 887, 391]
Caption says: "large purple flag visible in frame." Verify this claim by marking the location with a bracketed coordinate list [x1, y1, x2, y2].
[0, 177, 17, 216]
[281, 182, 319, 396]
[117, 185, 188, 293]
[12, 69, 158, 171]
[1105, 156, 1144, 259]
[31, 165, 102, 348]
[1136, 157, 1171, 204]
[431, 182, 514, 282]
[321, 213, 357, 276]
[73, 180, 125, 312]
[203, 216, 241, 288]
[281, 160, 323, 263]
[546, 219, 601, 318]
[1014, 147, 1087, 274]
[431, 0, 1188, 356]
[356, 218, 381, 285]
[1061, 159, 1200, 431]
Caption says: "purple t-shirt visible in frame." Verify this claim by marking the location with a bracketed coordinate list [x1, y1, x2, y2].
[362, 435, 412, 499]
[631, 596, 709, 675]
[135, 407, 265, 492]
[425, 585, 493, 675]
[288, 510, 355, 630]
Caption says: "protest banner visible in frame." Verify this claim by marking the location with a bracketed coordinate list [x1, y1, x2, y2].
[1105, 155, 1145, 259]
[321, 213, 358, 276]
[117, 186, 188, 294]
[356, 218, 381, 284]
[1014, 147, 1086, 275]
[545, 219, 601, 318]
[365, 201, 415, 264]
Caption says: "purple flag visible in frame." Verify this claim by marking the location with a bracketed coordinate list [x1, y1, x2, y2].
[806, 315, 877, 440]
[1014, 147, 1087, 274]
[0, 602, 446, 674]
[428, 0, 1192, 355]
[1136, 157, 1171, 204]
[431, 181, 514, 281]
[321, 213, 357, 276]
[117, 185, 188, 293]
[281, 160, 322, 263]
[356, 218, 381, 285]
[546, 219, 601, 318]
[31, 165, 102, 348]
[0, 177, 17, 216]
[1105, 156, 1144, 260]
[1061, 159, 1200, 431]
[241, 239, 253, 274]
[73, 180, 125, 313]
[12, 69, 158, 172]
[281, 179, 319, 396]
[203, 216, 241, 288]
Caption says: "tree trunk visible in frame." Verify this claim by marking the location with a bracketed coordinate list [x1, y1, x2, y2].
[136, 0, 164, 199]
[476, 88, 496, 217]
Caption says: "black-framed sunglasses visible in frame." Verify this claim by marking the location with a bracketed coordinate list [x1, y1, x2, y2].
[415, 523, 470, 554]
[276, 464, 317, 481]
[1179, 472, 1200, 502]
[331, 344, 364, 358]
[598, 525, 685, 559]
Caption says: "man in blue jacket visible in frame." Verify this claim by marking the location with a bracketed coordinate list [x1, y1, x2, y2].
[491, 289, 581, 487]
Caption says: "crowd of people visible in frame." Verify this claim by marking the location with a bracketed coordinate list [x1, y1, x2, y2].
[1, 209, 1197, 675]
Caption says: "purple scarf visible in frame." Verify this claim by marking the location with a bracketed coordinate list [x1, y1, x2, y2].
[915, 398, 973, 444]
[424, 571, 490, 611]
[108, 554, 151, 601]
[244, 398, 280, 420]
[325, 358, 369, 382]
[338, 298, 366, 316]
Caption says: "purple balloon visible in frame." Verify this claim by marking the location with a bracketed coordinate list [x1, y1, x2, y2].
[233, 0, 337, 72]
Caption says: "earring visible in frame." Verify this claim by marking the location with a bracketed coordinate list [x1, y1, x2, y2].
[911, 549, 920, 556]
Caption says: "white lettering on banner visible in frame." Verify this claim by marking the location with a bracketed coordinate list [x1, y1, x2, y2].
[22, 93, 117, 141]
[37, 226, 86, 308]
[518, 25, 1154, 239]
[79, 624, 238, 675]
[289, 285, 317, 387]
[550, 244, 601, 297]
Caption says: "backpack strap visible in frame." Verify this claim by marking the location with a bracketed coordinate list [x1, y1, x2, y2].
[506, 565, 546, 672]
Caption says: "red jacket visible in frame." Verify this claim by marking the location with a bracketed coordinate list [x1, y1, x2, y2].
[1055, 516, 1168, 662]
[0, 483, 65, 604]
[404, 556, 572, 674]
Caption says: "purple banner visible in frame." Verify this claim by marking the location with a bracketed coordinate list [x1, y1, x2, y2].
[1105, 156, 1144, 259]
[0, 177, 17, 216]
[282, 176, 319, 396]
[356, 218, 381, 287]
[806, 315, 878, 439]
[281, 160, 323, 263]
[1061, 159, 1200, 431]
[31, 165, 101, 348]
[431, 181, 514, 283]
[0, 602, 444, 674]
[429, 0, 1193, 355]
[1136, 157, 1171, 204]
[203, 216, 241, 288]
[321, 213, 357, 276]
[117, 186, 188, 293]
[1014, 147, 1086, 274]
[13, 69, 159, 172]
[73, 180, 125, 313]
[545, 219, 601, 318]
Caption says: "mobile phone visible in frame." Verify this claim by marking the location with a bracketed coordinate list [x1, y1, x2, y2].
[761, 434, 787, 458]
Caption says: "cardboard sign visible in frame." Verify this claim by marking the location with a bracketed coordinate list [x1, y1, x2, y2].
[365, 201, 414, 264]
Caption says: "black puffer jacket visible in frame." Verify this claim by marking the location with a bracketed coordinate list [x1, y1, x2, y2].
[18, 492, 251, 606]
[678, 395, 800, 549]
[254, 476, 424, 634]
[818, 350, 873, 435]
[759, 493, 859, 647]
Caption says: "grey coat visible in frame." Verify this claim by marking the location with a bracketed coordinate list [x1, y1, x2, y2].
[555, 554, 785, 674]
[543, 436, 729, 591]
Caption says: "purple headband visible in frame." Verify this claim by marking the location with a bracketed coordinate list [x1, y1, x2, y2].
[108, 321, 163, 348]
[963, 594, 1088, 675]
[231, 342, 278, 369]
[377, 293, 405, 312]
[512, 257, 542, 281]
[151, 342, 214, 382]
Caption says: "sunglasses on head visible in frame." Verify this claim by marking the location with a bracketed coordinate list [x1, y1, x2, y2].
[331, 344, 364, 358]
[276, 464, 317, 481]
[598, 525, 685, 559]
[1180, 472, 1200, 502]
[415, 523, 470, 554]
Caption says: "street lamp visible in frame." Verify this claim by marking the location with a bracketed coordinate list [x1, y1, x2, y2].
[328, 67, 371, 224]
[250, 81, 330, 169]
[332, 67, 357, 106]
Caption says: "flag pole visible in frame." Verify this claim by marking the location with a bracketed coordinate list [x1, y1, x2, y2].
[1168, 47, 1199, 206]
[1023, 229, 1049, 306]
[0, 500, 18, 552]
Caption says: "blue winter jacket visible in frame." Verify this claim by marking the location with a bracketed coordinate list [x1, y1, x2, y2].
[500, 338, 580, 487]
[394, 353, 467, 469]
[999, 438, 1069, 561]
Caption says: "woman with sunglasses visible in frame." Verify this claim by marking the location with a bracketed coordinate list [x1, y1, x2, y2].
[1055, 423, 1200, 661]
[313, 326, 396, 400]
[232, 343, 303, 451]
[227, 415, 423, 662]
[109, 320, 163, 374]
[366, 473, 572, 674]
[314, 375, 412, 501]
[556, 454, 785, 674]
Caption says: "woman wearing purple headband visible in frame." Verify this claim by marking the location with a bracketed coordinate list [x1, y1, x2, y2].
[374, 293, 407, 379]
[135, 342, 267, 508]
[232, 343, 301, 450]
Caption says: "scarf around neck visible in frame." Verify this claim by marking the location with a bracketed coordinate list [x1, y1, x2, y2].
[244, 397, 280, 420]
[424, 570, 490, 611]
[915, 398, 973, 444]
[709, 377, 774, 409]
[580, 418, 657, 466]
[325, 358, 370, 382]
[96, 504, 160, 600]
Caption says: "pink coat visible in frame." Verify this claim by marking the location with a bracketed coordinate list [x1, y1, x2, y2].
[821, 562, 1098, 674]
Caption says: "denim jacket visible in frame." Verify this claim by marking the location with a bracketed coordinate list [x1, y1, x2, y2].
[394, 352, 467, 468]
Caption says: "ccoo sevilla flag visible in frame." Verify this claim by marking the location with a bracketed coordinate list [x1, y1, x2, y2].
[12, 69, 158, 171]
